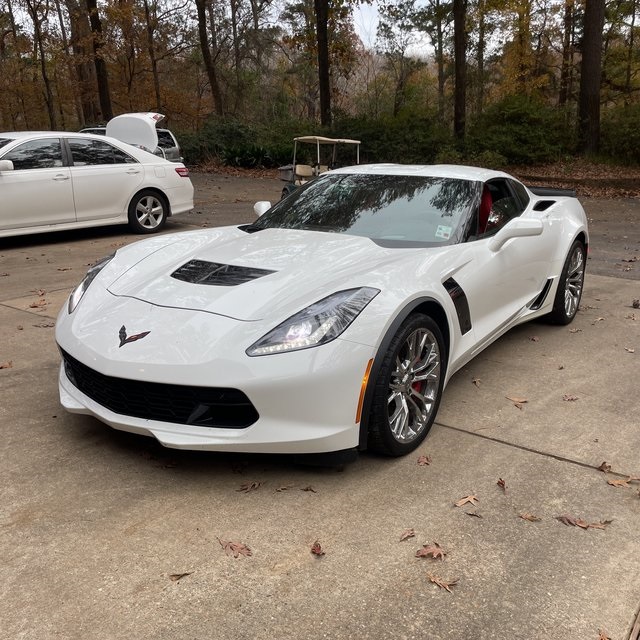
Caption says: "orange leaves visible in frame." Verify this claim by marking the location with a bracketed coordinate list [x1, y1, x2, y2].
[0, 361, 13, 370]
[554, 515, 612, 530]
[399, 528, 415, 542]
[454, 495, 479, 508]
[310, 540, 325, 557]
[416, 543, 446, 561]
[427, 574, 458, 593]
[417, 454, 431, 466]
[506, 395, 527, 409]
[519, 512, 542, 522]
[217, 537, 252, 558]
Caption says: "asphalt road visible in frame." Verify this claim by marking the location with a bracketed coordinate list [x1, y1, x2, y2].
[1, 174, 639, 640]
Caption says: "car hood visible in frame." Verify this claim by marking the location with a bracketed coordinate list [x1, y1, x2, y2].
[107, 227, 420, 321]
[105, 112, 164, 153]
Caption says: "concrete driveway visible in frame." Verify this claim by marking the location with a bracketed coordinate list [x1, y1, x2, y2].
[1, 181, 639, 640]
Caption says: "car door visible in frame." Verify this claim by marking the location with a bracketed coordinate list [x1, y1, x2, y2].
[0, 137, 75, 230]
[455, 178, 557, 345]
[66, 137, 144, 222]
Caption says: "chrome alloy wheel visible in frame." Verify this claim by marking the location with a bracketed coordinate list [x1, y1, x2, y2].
[136, 195, 164, 229]
[387, 327, 441, 444]
[564, 245, 585, 318]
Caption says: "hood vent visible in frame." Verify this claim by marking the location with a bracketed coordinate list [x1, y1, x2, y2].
[171, 259, 275, 286]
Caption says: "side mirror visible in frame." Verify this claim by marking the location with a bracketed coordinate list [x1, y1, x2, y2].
[488, 218, 543, 252]
[253, 201, 271, 217]
[0, 159, 14, 172]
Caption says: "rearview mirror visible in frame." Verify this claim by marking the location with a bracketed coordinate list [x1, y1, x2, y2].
[0, 159, 14, 172]
[488, 218, 543, 252]
[254, 201, 271, 217]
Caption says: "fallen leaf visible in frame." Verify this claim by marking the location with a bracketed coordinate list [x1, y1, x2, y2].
[529, 335, 539, 342]
[497, 478, 506, 492]
[0, 272, 9, 277]
[276, 485, 294, 492]
[57, 267, 72, 272]
[625, 347, 635, 353]
[416, 543, 446, 560]
[169, 572, 192, 582]
[0, 361, 13, 370]
[301, 485, 317, 493]
[33, 288, 46, 296]
[563, 394, 579, 401]
[519, 512, 541, 522]
[597, 629, 611, 640]
[569, 328, 583, 333]
[592, 317, 605, 325]
[217, 538, 252, 558]
[558, 365, 565, 370]
[597, 462, 611, 473]
[417, 455, 432, 466]
[28, 299, 47, 309]
[464, 511, 483, 518]
[427, 573, 458, 593]
[399, 528, 415, 542]
[555, 515, 611, 530]
[627, 476, 640, 483]
[236, 481, 262, 493]
[311, 540, 325, 556]
[472, 377, 481, 387]
[587, 519, 613, 530]
[633, 299, 640, 309]
[506, 396, 528, 405]
[33, 322, 55, 328]
[607, 478, 630, 488]
[455, 495, 479, 507]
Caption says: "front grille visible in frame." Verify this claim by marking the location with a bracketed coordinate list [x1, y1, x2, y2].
[60, 349, 258, 428]
[171, 259, 275, 286]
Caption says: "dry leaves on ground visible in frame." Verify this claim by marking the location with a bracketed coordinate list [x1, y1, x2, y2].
[311, 540, 325, 556]
[555, 515, 612, 530]
[301, 485, 317, 493]
[28, 299, 47, 309]
[569, 328, 583, 333]
[427, 573, 458, 593]
[417, 455, 432, 466]
[0, 361, 13, 370]
[217, 538, 252, 558]
[416, 543, 446, 560]
[454, 495, 479, 507]
[563, 394, 579, 401]
[472, 377, 481, 387]
[506, 396, 528, 409]
[597, 629, 611, 640]
[529, 336, 539, 342]
[399, 528, 415, 542]
[625, 347, 635, 353]
[236, 481, 263, 492]
[169, 572, 192, 582]
[276, 485, 294, 492]
[597, 461, 612, 473]
[607, 478, 630, 488]
[497, 478, 507, 492]
[519, 512, 542, 522]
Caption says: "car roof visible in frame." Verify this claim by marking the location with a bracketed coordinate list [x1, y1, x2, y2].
[330, 163, 512, 182]
[0, 131, 105, 139]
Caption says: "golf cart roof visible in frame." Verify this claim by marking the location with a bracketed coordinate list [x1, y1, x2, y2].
[294, 136, 361, 145]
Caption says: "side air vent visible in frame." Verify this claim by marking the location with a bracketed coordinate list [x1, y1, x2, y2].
[443, 278, 472, 335]
[533, 200, 555, 212]
[171, 259, 275, 286]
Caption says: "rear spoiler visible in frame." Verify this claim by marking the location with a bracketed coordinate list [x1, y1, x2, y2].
[528, 186, 576, 197]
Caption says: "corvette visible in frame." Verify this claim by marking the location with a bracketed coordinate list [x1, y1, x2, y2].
[56, 164, 588, 457]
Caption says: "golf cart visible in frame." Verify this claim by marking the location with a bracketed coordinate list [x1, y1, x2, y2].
[278, 135, 361, 199]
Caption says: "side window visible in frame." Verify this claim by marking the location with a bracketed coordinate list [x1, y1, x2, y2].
[479, 179, 525, 236]
[510, 179, 530, 209]
[156, 131, 175, 149]
[3, 139, 63, 170]
[68, 138, 137, 166]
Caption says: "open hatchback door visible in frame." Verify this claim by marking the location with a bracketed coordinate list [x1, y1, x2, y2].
[105, 112, 165, 153]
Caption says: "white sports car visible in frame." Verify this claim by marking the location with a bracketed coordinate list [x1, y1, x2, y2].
[0, 113, 193, 238]
[55, 165, 588, 457]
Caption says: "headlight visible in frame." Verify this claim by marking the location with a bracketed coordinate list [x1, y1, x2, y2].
[68, 253, 115, 314]
[247, 287, 379, 356]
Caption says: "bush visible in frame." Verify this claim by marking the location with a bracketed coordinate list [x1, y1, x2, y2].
[600, 104, 640, 165]
[466, 95, 570, 165]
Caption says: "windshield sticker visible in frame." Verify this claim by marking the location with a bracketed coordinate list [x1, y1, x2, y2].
[435, 225, 452, 240]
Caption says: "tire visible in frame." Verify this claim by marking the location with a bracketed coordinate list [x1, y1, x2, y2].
[367, 314, 446, 456]
[127, 190, 168, 234]
[546, 240, 586, 325]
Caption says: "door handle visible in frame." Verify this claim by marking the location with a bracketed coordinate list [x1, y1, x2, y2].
[53, 174, 70, 181]
[126, 169, 141, 175]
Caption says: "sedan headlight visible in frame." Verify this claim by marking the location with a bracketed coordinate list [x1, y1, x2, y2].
[68, 253, 115, 314]
[247, 287, 379, 356]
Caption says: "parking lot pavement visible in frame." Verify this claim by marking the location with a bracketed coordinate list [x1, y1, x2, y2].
[1, 211, 640, 639]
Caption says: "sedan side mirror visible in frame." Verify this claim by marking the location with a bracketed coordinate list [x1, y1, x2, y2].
[488, 218, 543, 252]
[254, 201, 271, 217]
[0, 159, 14, 172]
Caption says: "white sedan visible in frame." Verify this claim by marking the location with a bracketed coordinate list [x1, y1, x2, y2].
[55, 164, 588, 457]
[0, 114, 193, 238]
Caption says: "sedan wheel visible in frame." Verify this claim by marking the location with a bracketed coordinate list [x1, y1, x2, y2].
[368, 314, 445, 456]
[128, 190, 168, 234]
[547, 240, 585, 324]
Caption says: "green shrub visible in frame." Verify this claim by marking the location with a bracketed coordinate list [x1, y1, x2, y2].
[600, 104, 640, 165]
[467, 95, 570, 165]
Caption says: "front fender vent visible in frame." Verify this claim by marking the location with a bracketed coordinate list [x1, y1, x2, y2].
[171, 259, 275, 286]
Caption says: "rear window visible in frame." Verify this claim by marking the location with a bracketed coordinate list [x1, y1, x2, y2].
[157, 130, 176, 149]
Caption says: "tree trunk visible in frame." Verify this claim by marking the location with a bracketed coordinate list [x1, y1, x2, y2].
[559, 0, 575, 106]
[453, 0, 467, 140]
[578, 0, 605, 153]
[143, 0, 162, 112]
[195, 0, 223, 116]
[85, 0, 113, 121]
[476, 0, 485, 114]
[314, 0, 331, 126]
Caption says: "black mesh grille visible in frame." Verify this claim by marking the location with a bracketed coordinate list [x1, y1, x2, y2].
[60, 349, 258, 428]
[171, 259, 275, 286]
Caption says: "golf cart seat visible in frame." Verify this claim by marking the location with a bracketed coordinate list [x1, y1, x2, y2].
[295, 164, 314, 178]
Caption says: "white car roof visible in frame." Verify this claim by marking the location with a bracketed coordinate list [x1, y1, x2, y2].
[0, 131, 104, 139]
[330, 163, 512, 182]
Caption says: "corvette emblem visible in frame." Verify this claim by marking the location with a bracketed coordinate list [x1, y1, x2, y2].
[119, 325, 150, 348]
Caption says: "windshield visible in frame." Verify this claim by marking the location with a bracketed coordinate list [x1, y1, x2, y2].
[254, 173, 478, 246]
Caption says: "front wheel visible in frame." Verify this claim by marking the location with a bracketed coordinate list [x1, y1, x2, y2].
[128, 190, 168, 234]
[546, 240, 586, 324]
[367, 314, 445, 456]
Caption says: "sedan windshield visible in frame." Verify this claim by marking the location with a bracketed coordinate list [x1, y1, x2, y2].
[253, 173, 477, 246]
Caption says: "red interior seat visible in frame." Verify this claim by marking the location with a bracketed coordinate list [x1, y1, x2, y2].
[479, 187, 492, 235]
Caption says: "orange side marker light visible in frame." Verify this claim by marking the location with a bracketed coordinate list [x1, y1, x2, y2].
[355, 358, 374, 424]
